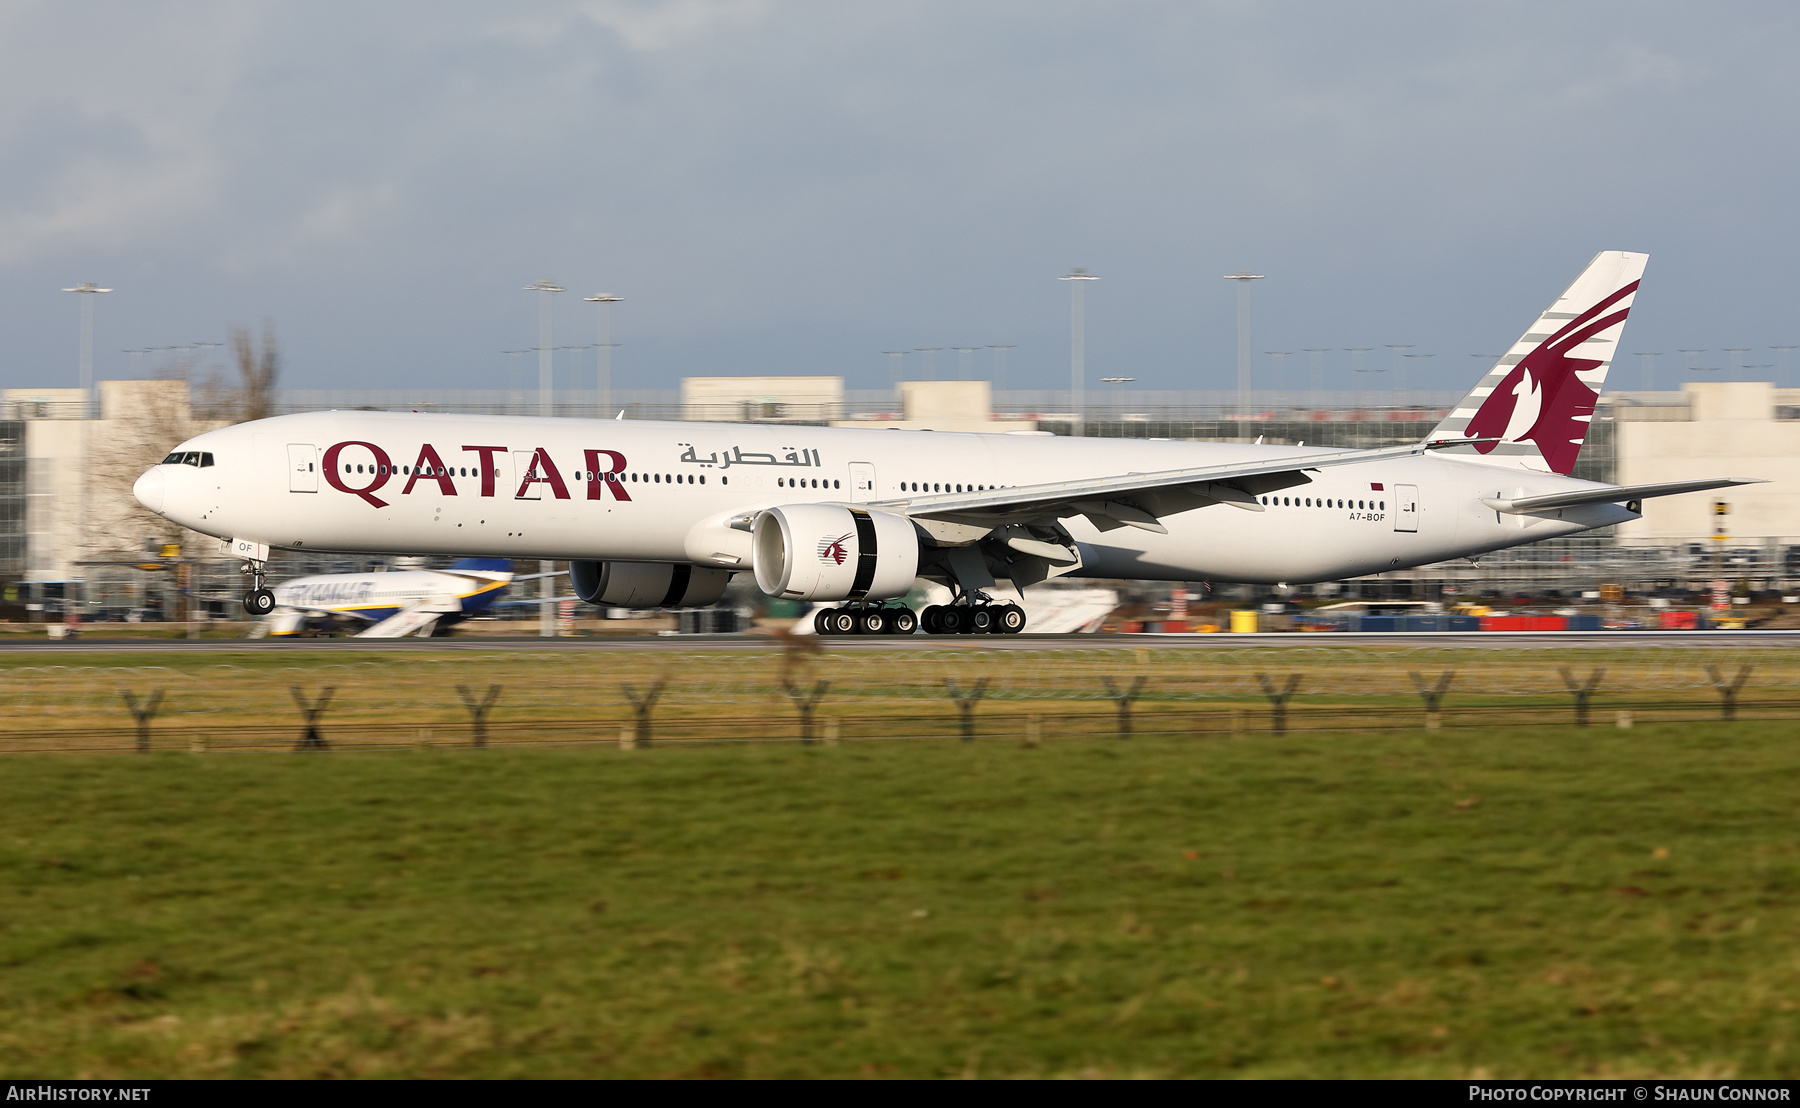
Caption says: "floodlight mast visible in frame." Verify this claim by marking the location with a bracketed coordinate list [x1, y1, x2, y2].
[525, 280, 563, 417]
[1223, 272, 1264, 433]
[584, 294, 623, 418]
[1060, 269, 1099, 437]
[63, 281, 111, 587]
[986, 345, 1014, 394]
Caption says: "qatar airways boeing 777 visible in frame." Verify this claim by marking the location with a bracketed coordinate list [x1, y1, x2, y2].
[133, 251, 1757, 635]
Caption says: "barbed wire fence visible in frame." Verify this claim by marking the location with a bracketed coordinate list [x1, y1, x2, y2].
[6, 644, 1800, 753]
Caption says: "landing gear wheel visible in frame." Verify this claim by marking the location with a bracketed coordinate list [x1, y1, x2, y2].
[937, 606, 966, 634]
[996, 603, 1026, 634]
[813, 607, 832, 635]
[921, 605, 944, 633]
[967, 606, 995, 634]
[825, 609, 859, 635]
[244, 588, 276, 617]
[887, 607, 918, 635]
[858, 609, 888, 635]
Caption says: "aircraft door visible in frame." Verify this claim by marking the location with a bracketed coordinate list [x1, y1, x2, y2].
[287, 444, 318, 492]
[1394, 484, 1419, 532]
[848, 461, 877, 503]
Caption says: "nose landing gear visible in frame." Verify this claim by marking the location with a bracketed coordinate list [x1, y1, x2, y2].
[240, 559, 275, 616]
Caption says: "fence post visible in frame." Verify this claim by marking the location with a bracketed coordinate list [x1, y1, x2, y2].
[119, 689, 164, 754]
[620, 679, 668, 748]
[456, 683, 502, 748]
[1101, 675, 1148, 738]
[289, 687, 336, 751]
[1409, 670, 1455, 731]
[781, 679, 831, 745]
[1024, 714, 1042, 749]
[1705, 664, 1753, 722]
[1254, 673, 1302, 735]
[1558, 667, 1604, 728]
[943, 677, 991, 742]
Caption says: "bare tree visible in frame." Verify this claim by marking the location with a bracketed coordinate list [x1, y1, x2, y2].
[229, 323, 280, 421]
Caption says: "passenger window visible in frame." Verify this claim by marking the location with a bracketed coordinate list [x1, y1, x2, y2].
[721, 476, 727, 485]
[700, 475, 706, 485]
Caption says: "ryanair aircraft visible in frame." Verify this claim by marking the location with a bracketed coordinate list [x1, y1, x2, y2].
[258, 558, 546, 637]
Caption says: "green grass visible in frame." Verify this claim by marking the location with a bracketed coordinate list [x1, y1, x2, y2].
[2, 723, 1798, 1078]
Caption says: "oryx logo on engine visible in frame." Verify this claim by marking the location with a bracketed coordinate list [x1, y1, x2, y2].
[818, 533, 852, 565]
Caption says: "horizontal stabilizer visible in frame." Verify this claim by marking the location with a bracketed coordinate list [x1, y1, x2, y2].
[1480, 477, 1766, 515]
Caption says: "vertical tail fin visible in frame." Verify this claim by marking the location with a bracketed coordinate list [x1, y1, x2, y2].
[1429, 250, 1647, 475]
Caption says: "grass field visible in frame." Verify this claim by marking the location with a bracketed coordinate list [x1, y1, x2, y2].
[3, 718, 1798, 1078]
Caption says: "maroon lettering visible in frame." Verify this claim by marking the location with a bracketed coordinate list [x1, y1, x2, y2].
[584, 449, 631, 501]
[515, 447, 570, 500]
[322, 441, 394, 508]
[462, 445, 507, 497]
[402, 444, 458, 496]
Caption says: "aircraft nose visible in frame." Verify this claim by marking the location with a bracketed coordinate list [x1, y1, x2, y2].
[133, 466, 165, 514]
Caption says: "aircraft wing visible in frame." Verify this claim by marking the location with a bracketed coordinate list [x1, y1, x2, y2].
[1481, 477, 1767, 515]
[865, 439, 1476, 534]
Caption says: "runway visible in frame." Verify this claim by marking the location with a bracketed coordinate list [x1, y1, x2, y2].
[2, 630, 1797, 654]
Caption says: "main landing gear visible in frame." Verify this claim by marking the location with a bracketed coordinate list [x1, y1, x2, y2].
[810, 600, 1027, 636]
[921, 600, 1025, 635]
[813, 603, 919, 636]
[241, 560, 275, 617]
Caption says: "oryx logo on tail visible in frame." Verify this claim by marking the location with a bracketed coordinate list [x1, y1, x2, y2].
[1431, 251, 1647, 476]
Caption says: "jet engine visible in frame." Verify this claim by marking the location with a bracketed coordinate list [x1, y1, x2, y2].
[569, 561, 731, 609]
[752, 504, 919, 602]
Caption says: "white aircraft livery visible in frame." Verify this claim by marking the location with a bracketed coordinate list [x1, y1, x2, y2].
[257, 557, 527, 638]
[133, 252, 1759, 635]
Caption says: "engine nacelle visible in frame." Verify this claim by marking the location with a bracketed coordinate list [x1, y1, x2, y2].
[752, 504, 919, 602]
[569, 561, 731, 609]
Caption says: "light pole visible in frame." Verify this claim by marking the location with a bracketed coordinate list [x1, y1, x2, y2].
[1384, 345, 1413, 406]
[1223, 272, 1264, 430]
[584, 294, 623, 418]
[1724, 348, 1751, 382]
[64, 282, 113, 419]
[1060, 268, 1100, 437]
[882, 352, 906, 413]
[1773, 346, 1797, 387]
[987, 345, 1014, 396]
[523, 280, 563, 638]
[524, 279, 563, 417]
[1678, 349, 1706, 376]
[63, 282, 111, 599]
[1302, 349, 1330, 400]
[952, 346, 979, 381]
[914, 347, 941, 381]
[1634, 352, 1662, 393]
[1264, 352, 1291, 411]
[1101, 376, 1134, 425]
[1402, 353, 1435, 411]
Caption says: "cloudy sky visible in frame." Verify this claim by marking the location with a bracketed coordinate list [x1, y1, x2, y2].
[2, 1, 1797, 397]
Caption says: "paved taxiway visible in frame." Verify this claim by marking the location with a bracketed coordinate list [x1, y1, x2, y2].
[0, 631, 1796, 654]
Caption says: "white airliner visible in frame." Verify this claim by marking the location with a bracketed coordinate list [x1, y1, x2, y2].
[247, 558, 550, 637]
[133, 251, 1758, 635]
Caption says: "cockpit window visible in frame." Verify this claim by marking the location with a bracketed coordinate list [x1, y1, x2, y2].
[199, 452, 214, 467]
[183, 452, 202, 467]
[161, 452, 184, 465]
